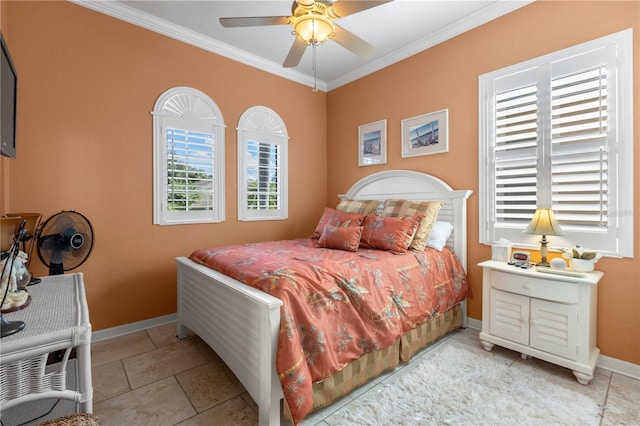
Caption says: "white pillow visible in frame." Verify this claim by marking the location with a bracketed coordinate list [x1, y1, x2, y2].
[426, 221, 453, 251]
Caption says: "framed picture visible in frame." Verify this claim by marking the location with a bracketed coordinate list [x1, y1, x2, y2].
[358, 119, 387, 166]
[401, 109, 449, 158]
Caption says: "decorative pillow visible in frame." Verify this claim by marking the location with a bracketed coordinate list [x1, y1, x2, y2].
[336, 199, 380, 214]
[360, 214, 423, 254]
[426, 221, 454, 251]
[318, 225, 364, 252]
[381, 200, 444, 252]
[311, 207, 366, 239]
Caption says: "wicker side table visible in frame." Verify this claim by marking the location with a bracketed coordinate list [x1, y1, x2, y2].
[0, 273, 92, 415]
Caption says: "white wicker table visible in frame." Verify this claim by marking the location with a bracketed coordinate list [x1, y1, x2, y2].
[0, 273, 92, 416]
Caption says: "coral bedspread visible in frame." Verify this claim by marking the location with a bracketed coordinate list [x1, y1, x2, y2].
[189, 238, 470, 424]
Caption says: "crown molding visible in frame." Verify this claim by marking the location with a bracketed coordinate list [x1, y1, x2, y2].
[71, 0, 532, 93]
[70, 0, 326, 92]
[326, 1, 533, 90]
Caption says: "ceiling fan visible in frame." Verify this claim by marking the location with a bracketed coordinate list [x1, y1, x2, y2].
[219, 0, 391, 68]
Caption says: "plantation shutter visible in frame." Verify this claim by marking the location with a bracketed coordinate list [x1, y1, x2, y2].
[246, 140, 281, 211]
[479, 29, 632, 257]
[494, 80, 539, 227]
[550, 66, 608, 230]
[237, 106, 288, 221]
[166, 126, 216, 213]
[152, 87, 225, 225]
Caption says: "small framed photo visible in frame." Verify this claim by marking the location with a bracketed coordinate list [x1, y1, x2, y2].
[358, 119, 387, 166]
[401, 109, 448, 158]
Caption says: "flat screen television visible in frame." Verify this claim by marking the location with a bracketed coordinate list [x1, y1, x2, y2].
[1, 33, 17, 158]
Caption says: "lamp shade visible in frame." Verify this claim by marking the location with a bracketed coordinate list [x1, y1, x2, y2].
[524, 208, 565, 236]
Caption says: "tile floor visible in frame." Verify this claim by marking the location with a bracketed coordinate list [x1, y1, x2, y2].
[91, 324, 640, 426]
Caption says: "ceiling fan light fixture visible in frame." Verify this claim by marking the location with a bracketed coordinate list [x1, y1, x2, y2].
[292, 15, 335, 45]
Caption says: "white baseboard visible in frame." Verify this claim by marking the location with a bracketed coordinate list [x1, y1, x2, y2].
[92, 314, 639, 380]
[91, 313, 176, 343]
[465, 316, 639, 380]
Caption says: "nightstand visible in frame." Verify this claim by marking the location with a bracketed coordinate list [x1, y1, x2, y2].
[478, 260, 603, 385]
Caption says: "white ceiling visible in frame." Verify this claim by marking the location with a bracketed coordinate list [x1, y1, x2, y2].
[73, 0, 533, 91]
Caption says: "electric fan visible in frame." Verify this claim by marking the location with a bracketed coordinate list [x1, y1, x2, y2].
[36, 210, 94, 275]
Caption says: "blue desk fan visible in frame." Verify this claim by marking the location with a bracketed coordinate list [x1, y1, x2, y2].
[36, 211, 94, 275]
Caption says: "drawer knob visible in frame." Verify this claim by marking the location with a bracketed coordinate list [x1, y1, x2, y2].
[523, 282, 531, 290]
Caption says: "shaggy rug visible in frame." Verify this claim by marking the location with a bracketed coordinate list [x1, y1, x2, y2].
[333, 344, 603, 426]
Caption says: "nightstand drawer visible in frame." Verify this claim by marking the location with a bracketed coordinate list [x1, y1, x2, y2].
[489, 270, 578, 304]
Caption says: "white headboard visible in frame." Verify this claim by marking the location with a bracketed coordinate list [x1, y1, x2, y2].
[339, 170, 473, 272]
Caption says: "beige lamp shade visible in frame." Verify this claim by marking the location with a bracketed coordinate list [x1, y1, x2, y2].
[524, 208, 565, 236]
[524, 208, 564, 267]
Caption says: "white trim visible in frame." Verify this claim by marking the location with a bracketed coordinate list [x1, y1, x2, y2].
[597, 354, 640, 380]
[91, 313, 176, 343]
[93, 313, 640, 380]
[152, 87, 226, 226]
[237, 106, 289, 222]
[70, 0, 532, 92]
[479, 28, 634, 258]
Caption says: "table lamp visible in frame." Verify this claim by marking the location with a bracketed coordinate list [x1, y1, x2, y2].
[524, 208, 564, 267]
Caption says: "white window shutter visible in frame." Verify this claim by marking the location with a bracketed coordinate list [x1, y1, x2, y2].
[479, 29, 633, 258]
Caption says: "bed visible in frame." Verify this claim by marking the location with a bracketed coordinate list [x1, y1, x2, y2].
[176, 170, 472, 425]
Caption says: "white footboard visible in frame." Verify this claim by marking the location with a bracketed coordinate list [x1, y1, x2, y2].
[176, 257, 284, 426]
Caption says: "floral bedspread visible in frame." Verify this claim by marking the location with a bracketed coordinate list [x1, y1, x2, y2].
[189, 238, 470, 424]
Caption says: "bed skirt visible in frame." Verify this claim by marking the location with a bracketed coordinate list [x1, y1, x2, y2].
[284, 303, 463, 418]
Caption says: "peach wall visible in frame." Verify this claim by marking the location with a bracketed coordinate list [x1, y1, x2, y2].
[1, 0, 7, 215]
[2, 1, 327, 330]
[327, 1, 639, 364]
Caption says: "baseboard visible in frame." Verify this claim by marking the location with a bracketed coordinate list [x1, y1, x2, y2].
[92, 314, 639, 380]
[465, 316, 639, 380]
[91, 313, 177, 343]
[597, 354, 640, 380]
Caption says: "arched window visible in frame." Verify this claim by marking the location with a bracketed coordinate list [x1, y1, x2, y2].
[237, 106, 288, 221]
[152, 87, 225, 225]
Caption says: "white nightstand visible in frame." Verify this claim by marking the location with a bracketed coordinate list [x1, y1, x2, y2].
[478, 260, 603, 385]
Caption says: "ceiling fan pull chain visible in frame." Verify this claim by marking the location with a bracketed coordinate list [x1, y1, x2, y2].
[313, 42, 318, 92]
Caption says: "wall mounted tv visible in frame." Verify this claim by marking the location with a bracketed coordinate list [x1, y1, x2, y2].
[1, 33, 17, 158]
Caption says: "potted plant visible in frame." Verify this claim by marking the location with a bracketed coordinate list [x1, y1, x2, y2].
[561, 246, 602, 272]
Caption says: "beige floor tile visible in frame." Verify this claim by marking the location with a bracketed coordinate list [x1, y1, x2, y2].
[175, 395, 258, 426]
[92, 359, 130, 403]
[176, 359, 246, 413]
[94, 376, 196, 426]
[89, 323, 640, 426]
[91, 331, 155, 367]
[147, 323, 182, 348]
[609, 372, 640, 407]
[123, 339, 208, 389]
[602, 393, 640, 426]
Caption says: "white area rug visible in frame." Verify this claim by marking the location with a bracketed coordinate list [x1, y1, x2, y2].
[333, 345, 603, 426]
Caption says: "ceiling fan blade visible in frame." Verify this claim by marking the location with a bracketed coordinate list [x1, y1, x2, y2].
[283, 38, 308, 68]
[330, 1, 391, 18]
[219, 16, 290, 28]
[332, 25, 376, 59]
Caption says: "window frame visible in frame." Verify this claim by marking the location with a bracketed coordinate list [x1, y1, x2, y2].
[479, 29, 633, 258]
[152, 87, 225, 225]
[237, 106, 289, 221]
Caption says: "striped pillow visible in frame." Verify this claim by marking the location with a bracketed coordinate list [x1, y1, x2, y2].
[336, 199, 380, 214]
[381, 200, 444, 252]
